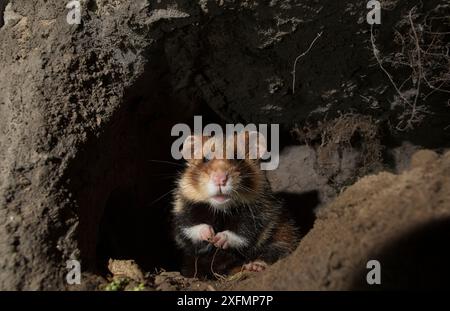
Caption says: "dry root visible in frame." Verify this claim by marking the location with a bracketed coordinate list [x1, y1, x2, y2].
[371, 5, 450, 131]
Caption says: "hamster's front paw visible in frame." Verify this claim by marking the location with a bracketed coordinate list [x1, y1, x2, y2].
[199, 224, 215, 242]
[213, 231, 229, 249]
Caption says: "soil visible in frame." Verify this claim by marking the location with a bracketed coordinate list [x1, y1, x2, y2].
[0, 0, 449, 290]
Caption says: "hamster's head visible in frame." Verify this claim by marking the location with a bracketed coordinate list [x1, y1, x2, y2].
[177, 132, 267, 209]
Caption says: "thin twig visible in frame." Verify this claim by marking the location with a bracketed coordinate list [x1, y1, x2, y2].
[210, 248, 226, 281]
[193, 256, 199, 279]
[292, 31, 323, 94]
[147, 189, 174, 207]
[405, 8, 422, 130]
[370, 24, 410, 106]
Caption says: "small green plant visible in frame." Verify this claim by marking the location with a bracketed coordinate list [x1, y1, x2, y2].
[131, 283, 146, 291]
[104, 278, 129, 291]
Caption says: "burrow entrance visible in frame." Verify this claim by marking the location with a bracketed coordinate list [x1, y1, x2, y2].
[65, 45, 316, 277]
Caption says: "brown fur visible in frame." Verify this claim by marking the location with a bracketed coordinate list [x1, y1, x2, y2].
[177, 134, 266, 207]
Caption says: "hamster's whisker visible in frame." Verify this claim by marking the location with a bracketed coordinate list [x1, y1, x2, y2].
[231, 188, 242, 200]
[148, 189, 175, 207]
[238, 172, 260, 177]
[237, 184, 259, 194]
[147, 172, 180, 179]
[147, 159, 185, 167]
[238, 184, 258, 191]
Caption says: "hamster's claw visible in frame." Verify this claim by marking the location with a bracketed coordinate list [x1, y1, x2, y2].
[199, 224, 215, 242]
[212, 232, 229, 249]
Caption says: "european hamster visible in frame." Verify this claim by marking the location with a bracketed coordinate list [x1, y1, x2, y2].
[171, 132, 299, 277]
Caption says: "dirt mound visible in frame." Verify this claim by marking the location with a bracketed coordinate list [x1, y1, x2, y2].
[234, 150, 450, 290]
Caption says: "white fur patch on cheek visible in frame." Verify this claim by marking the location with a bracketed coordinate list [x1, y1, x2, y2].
[222, 230, 248, 248]
[207, 180, 218, 196]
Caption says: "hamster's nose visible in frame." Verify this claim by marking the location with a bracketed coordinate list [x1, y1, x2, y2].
[212, 172, 228, 186]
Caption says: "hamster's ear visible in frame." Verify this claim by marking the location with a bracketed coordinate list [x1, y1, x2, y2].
[181, 135, 203, 161]
[236, 131, 267, 159]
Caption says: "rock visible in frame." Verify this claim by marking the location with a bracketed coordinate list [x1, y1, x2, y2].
[267, 145, 336, 204]
[108, 259, 145, 282]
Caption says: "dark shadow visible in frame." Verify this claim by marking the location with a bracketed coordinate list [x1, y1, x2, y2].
[96, 185, 180, 274]
[276, 191, 320, 237]
[351, 218, 450, 290]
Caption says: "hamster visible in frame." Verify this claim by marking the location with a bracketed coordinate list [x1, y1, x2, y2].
[171, 131, 299, 277]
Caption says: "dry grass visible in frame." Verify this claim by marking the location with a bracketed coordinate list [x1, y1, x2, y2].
[292, 113, 383, 184]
